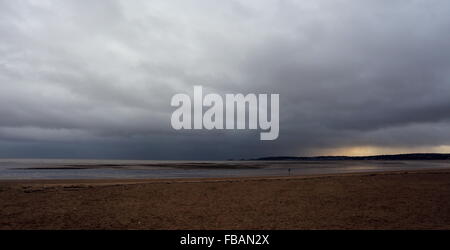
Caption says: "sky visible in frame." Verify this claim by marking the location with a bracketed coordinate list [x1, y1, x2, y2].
[1, 0, 450, 160]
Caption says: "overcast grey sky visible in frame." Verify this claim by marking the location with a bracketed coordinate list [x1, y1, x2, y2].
[1, 0, 450, 160]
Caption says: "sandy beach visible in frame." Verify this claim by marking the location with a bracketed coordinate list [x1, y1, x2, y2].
[1, 169, 450, 230]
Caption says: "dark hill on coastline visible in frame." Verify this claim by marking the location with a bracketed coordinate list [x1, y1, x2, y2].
[249, 153, 450, 161]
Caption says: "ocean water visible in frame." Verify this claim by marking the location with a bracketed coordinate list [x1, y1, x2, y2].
[1, 159, 450, 179]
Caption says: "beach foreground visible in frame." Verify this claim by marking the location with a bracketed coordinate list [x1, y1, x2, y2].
[1, 170, 450, 229]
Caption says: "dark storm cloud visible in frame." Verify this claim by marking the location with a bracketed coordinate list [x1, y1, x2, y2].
[1, 0, 450, 159]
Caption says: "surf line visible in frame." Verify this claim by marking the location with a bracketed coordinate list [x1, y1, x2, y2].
[170, 86, 279, 140]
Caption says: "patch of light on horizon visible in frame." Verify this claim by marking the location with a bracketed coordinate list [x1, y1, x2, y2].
[312, 145, 450, 157]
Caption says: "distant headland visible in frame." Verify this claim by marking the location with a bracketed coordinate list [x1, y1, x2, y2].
[246, 153, 450, 161]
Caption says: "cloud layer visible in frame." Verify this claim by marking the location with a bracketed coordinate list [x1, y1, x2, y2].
[1, 0, 450, 159]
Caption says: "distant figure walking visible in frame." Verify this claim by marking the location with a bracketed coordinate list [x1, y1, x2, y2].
[288, 168, 291, 176]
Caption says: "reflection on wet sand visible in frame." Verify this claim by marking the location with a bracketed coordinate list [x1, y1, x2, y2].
[2, 159, 450, 179]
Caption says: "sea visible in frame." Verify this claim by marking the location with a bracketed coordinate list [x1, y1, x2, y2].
[1, 158, 450, 179]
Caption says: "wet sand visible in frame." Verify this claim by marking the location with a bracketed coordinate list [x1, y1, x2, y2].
[1, 169, 450, 229]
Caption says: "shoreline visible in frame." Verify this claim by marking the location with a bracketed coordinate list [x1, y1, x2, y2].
[3, 159, 450, 180]
[1, 168, 449, 185]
